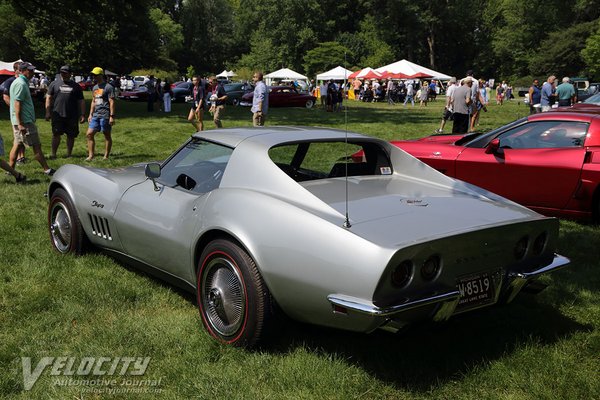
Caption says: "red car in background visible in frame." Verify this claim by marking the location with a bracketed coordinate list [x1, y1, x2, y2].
[387, 112, 600, 222]
[240, 86, 316, 108]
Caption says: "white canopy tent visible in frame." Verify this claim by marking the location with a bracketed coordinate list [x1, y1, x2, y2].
[216, 69, 237, 78]
[376, 59, 451, 80]
[316, 66, 353, 81]
[264, 68, 308, 86]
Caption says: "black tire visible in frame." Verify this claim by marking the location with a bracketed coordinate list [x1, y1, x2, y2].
[197, 239, 274, 347]
[48, 188, 86, 255]
[305, 99, 314, 109]
[232, 98, 240, 106]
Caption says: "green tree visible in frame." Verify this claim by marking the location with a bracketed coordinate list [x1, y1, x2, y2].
[303, 42, 351, 77]
[0, 0, 28, 61]
[582, 21, 600, 78]
[11, 0, 161, 74]
[528, 21, 596, 78]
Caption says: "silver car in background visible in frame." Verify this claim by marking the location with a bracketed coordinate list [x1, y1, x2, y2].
[47, 127, 569, 347]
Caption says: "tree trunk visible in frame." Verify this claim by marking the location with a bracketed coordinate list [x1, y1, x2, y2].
[427, 27, 435, 69]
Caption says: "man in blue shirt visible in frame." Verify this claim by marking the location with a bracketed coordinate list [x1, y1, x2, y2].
[540, 75, 556, 112]
[251, 72, 268, 126]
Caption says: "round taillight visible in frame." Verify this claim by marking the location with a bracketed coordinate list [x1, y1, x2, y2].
[421, 255, 441, 280]
[514, 236, 529, 260]
[391, 260, 413, 288]
[533, 232, 547, 255]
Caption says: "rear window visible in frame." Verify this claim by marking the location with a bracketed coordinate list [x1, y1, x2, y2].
[269, 141, 392, 182]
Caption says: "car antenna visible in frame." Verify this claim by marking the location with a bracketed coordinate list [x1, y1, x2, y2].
[343, 52, 351, 229]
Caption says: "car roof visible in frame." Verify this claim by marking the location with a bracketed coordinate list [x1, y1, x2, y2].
[192, 127, 373, 148]
[528, 111, 600, 122]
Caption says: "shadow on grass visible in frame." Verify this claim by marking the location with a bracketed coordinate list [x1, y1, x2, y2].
[268, 296, 589, 393]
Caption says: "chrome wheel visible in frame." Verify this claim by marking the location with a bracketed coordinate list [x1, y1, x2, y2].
[49, 202, 73, 253]
[201, 256, 246, 337]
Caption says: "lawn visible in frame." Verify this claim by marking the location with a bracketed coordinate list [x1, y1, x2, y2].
[0, 95, 598, 399]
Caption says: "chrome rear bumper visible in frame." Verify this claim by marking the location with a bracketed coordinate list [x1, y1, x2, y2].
[327, 253, 570, 328]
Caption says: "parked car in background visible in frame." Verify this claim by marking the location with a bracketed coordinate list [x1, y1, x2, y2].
[240, 86, 316, 108]
[577, 83, 600, 103]
[386, 112, 600, 222]
[133, 75, 146, 89]
[172, 81, 193, 102]
[118, 86, 149, 101]
[47, 127, 569, 347]
[224, 82, 253, 106]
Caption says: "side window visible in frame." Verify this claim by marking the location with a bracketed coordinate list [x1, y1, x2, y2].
[268, 141, 391, 181]
[498, 121, 588, 149]
[159, 139, 233, 193]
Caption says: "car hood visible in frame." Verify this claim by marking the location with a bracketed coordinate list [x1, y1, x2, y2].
[301, 176, 541, 247]
[55, 163, 149, 191]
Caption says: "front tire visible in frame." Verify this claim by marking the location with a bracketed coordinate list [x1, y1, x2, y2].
[232, 98, 240, 106]
[305, 99, 314, 109]
[197, 239, 274, 347]
[48, 188, 86, 255]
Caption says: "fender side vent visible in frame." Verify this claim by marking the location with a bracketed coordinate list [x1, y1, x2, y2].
[88, 214, 113, 241]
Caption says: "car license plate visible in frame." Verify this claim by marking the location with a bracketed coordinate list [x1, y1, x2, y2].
[456, 272, 496, 310]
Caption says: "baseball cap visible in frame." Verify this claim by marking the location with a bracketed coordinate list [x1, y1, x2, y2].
[18, 62, 36, 71]
[91, 67, 104, 75]
[60, 65, 71, 73]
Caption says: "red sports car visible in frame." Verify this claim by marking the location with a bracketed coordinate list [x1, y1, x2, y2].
[240, 86, 316, 108]
[387, 112, 600, 221]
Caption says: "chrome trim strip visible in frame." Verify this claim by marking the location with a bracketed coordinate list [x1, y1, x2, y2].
[327, 290, 461, 317]
[505, 253, 570, 303]
[513, 254, 570, 280]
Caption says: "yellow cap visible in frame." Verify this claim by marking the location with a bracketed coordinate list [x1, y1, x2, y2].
[91, 67, 104, 75]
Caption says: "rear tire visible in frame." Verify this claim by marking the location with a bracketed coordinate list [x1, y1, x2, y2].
[48, 188, 86, 255]
[232, 98, 240, 106]
[305, 99, 314, 109]
[197, 239, 274, 347]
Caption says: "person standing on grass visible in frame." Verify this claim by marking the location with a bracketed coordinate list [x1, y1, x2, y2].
[556, 77, 576, 107]
[45, 65, 85, 159]
[451, 77, 472, 134]
[1, 62, 27, 165]
[188, 75, 205, 131]
[540, 75, 556, 112]
[9, 62, 54, 175]
[163, 80, 173, 113]
[86, 67, 116, 161]
[251, 71, 268, 127]
[208, 76, 227, 128]
[0, 132, 25, 183]
[320, 81, 328, 108]
[403, 81, 415, 106]
[528, 79, 541, 114]
[436, 77, 457, 133]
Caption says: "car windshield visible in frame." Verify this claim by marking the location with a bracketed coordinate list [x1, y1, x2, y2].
[583, 93, 600, 105]
[158, 139, 233, 193]
[269, 141, 392, 182]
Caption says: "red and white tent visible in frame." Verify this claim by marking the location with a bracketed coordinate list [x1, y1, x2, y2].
[348, 67, 382, 80]
[376, 59, 451, 80]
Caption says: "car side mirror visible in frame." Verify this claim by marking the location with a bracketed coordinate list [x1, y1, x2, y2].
[485, 138, 503, 155]
[145, 163, 161, 191]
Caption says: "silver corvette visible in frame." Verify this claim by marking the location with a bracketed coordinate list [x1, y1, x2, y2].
[48, 127, 569, 347]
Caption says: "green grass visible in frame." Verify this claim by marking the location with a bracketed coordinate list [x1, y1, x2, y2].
[0, 96, 598, 399]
